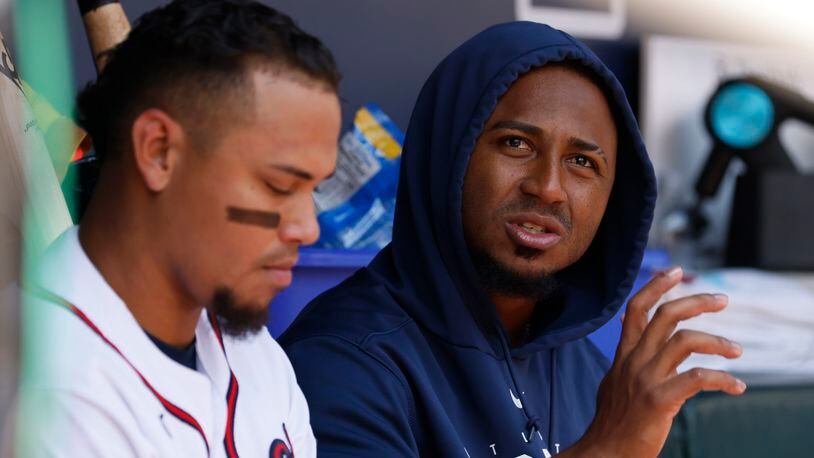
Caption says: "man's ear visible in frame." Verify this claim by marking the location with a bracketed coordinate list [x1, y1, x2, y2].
[130, 109, 186, 192]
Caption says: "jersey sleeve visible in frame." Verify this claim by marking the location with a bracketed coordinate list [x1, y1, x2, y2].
[283, 336, 419, 457]
[18, 387, 157, 458]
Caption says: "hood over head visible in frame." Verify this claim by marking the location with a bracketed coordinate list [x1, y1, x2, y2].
[369, 21, 656, 357]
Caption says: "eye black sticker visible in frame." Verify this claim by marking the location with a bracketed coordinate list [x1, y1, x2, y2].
[226, 206, 281, 229]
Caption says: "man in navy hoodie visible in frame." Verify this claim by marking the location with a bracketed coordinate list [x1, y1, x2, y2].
[280, 22, 744, 457]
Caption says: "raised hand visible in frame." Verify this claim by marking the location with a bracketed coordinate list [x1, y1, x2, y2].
[562, 267, 745, 458]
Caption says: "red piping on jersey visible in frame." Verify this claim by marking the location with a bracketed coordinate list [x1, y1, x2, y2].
[283, 422, 295, 456]
[38, 291, 211, 455]
[208, 312, 241, 458]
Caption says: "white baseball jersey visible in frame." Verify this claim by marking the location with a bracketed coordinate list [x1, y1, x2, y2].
[24, 227, 315, 457]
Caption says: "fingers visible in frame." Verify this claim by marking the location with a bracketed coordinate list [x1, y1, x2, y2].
[659, 368, 746, 405]
[634, 293, 729, 363]
[646, 329, 742, 378]
[616, 267, 683, 361]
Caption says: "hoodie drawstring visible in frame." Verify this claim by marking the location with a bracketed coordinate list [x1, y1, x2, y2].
[497, 327, 556, 450]
[548, 348, 558, 449]
[526, 415, 545, 442]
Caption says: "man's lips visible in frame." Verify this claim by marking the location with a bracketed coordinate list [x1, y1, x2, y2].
[505, 212, 567, 236]
[504, 212, 566, 250]
[262, 258, 297, 287]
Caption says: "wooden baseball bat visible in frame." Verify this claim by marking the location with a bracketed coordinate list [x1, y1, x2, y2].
[78, 0, 131, 73]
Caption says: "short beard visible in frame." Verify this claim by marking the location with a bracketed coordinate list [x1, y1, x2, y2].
[209, 287, 269, 339]
[469, 244, 560, 300]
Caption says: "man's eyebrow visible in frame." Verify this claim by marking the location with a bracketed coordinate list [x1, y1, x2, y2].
[568, 136, 608, 165]
[488, 120, 543, 136]
[269, 163, 314, 181]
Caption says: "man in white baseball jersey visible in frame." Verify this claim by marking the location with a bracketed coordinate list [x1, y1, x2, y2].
[21, 1, 340, 456]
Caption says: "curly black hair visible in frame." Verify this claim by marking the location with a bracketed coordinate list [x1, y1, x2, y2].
[76, 0, 340, 161]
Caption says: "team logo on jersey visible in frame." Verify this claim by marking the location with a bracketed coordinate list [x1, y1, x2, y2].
[268, 423, 294, 458]
[269, 439, 293, 458]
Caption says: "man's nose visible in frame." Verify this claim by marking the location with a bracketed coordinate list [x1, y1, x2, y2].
[519, 154, 567, 205]
[277, 195, 320, 246]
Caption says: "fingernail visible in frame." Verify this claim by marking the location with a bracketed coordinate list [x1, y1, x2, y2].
[713, 293, 728, 304]
[730, 341, 743, 354]
[736, 378, 747, 393]
[665, 266, 683, 279]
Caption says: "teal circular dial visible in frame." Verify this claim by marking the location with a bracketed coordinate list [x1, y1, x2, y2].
[710, 82, 775, 149]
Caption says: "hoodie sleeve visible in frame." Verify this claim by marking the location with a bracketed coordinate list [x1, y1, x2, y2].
[284, 335, 419, 457]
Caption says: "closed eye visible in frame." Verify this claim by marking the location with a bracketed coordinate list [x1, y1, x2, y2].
[266, 181, 294, 196]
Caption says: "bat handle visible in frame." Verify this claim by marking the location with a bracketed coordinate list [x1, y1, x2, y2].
[78, 0, 131, 73]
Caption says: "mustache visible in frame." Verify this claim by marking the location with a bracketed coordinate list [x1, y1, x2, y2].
[253, 247, 299, 268]
[495, 198, 572, 232]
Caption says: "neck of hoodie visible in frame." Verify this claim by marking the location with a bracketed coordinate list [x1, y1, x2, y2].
[490, 291, 535, 347]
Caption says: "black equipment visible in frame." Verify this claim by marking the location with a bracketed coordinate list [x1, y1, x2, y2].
[691, 76, 814, 269]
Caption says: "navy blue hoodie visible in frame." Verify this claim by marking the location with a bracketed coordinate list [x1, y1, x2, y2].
[280, 22, 656, 457]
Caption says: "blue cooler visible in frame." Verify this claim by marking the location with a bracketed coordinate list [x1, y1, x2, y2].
[268, 248, 670, 361]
